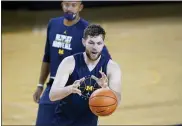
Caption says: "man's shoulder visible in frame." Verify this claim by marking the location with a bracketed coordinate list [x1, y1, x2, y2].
[63, 55, 75, 63]
[79, 18, 89, 28]
[48, 16, 64, 25]
[108, 60, 120, 69]
[72, 52, 83, 59]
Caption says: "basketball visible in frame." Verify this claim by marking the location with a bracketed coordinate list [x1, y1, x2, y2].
[89, 88, 118, 116]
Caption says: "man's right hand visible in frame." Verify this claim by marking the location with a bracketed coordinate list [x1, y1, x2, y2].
[33, 87, 44, 103]
[69, 77, 85, 96]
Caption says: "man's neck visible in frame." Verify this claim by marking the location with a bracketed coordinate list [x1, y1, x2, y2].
[63, 16, 80, 26]
[83, 52, 101, 66]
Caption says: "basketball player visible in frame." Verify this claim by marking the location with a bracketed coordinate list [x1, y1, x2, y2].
[33, 1, 111, 126]
[49, 24, 121, 126]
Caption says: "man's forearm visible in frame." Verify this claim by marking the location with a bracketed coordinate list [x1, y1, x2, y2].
[39, 62, 50, 85]
[49, 85, 72, 101]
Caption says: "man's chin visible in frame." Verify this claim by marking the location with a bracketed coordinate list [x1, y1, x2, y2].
[86, 52, 101, 61]
[90, 55, 100, 61]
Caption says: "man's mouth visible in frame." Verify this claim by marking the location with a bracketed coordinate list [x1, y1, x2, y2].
[91, 52, 98, 55]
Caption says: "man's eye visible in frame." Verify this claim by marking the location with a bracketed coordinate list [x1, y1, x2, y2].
[89, 42, 94, 44]
[72, 4, 77, 7]
[64, 3, 69, 7]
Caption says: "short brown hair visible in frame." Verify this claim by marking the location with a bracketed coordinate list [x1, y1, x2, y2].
[83, 24, 106, 40]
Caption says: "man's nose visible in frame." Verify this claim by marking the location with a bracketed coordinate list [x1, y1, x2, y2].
[66, 8, 72, 12]
[66, 5, 74, 11]
[92, 45, 97, 50]
[63, 5, 73, 11]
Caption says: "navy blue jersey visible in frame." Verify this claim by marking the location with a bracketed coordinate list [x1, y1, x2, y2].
[43, 17, 111, 77]
[54, 53, 110, 126]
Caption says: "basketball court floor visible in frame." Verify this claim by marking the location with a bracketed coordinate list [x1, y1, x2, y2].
[2, 4, 182, 125]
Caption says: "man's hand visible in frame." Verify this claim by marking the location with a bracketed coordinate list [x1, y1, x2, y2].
[91, 71, 109, 88]
[69, 77, 85, 96]
[33, 87, 43, 103]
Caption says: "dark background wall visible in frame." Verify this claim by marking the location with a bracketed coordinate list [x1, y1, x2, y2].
[2, 1, 179, 10]
[2, 1, 182, 33]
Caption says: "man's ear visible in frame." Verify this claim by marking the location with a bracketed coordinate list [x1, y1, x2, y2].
[79, 3, 84, 12]
[82, 38, 86, 47]
[61, 2, 63, 8]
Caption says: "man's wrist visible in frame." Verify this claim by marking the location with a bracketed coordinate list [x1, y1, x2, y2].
[105, 86, 110, 89]
[68, 85, 73, 94]
[37, 84, 44, 88]
[103, 83, 109, 89]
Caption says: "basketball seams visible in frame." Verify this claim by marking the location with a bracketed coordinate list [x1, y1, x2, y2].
[89, 95, 117, 101]
[97, 109, 116, 116]
[89, 88, 118, 116]
[89, 95, 117, 107]
[89, 102, 117, 107]
[95, 110, 106, 113]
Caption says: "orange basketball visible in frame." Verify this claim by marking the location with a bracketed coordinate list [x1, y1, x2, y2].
[89, 88, 118, 116]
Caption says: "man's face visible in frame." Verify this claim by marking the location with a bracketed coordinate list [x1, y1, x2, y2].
[62, 1, 83, 14]
[84, 35, 105, 61]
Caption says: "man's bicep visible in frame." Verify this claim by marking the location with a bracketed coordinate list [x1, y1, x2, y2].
[108, 62, 122, 101]
[43, 20, 52, 62]
[53, 66, 70, 88]
[109, 68, 121, 94]
[53, 57, 73, 88]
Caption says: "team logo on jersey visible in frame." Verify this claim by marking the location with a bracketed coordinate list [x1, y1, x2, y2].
[79, 76, 101, 100]
[58, 49, 64, 55]
[63, 31, 67, 34]
[85, 85, 94, 91]
[52, 34, 72, 50]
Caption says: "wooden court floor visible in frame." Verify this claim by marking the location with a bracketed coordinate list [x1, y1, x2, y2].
[2, 8, 182, 125]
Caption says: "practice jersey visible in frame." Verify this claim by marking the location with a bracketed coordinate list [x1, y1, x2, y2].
[42, 17, 111, 78]
[54, 53, 110, 125]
